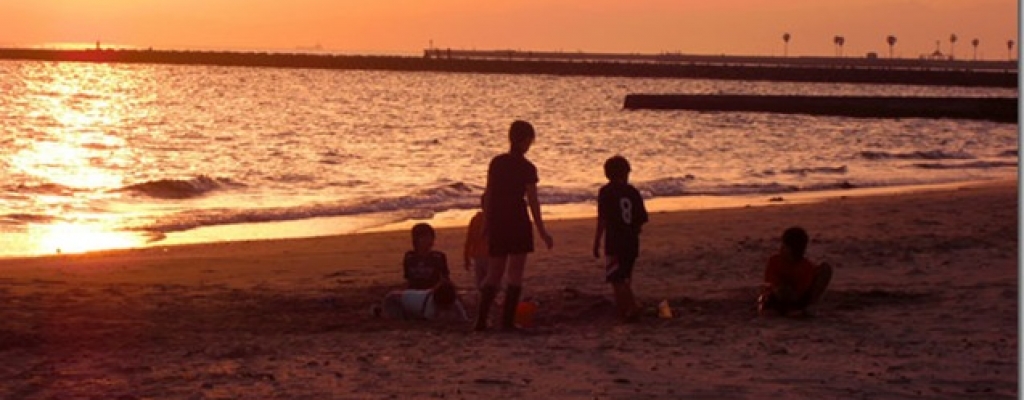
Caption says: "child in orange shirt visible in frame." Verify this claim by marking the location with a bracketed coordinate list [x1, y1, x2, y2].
[463, 194, 489, 289]
[758, 226, 833, 316]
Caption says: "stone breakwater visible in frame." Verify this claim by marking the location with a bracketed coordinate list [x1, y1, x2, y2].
[624, 94, 1019, 123]
[0, 48, 1016, 87]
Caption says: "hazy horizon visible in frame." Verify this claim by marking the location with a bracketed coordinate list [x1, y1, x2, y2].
[3, 1, 1019, 60]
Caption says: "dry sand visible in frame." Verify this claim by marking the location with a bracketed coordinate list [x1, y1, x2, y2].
[0, 180, 1017, 399]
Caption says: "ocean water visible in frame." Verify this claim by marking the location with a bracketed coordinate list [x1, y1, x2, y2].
[0, 60, 1017, 257]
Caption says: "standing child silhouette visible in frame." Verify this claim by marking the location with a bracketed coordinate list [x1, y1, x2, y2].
[592, 155, 648, 322]
[474, 120, 554, 331]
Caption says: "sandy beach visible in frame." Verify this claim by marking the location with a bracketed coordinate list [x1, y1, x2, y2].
[0, 179, 1017, 399]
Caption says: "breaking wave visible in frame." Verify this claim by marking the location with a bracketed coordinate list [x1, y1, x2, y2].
[116, 176, 243, 199]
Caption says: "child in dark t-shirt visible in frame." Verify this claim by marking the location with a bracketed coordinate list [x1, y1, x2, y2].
[592, 155, 648, 322]
[403, 223, 450, 290]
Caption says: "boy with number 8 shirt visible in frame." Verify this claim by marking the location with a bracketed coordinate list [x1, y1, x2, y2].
[592, 155, 649, 322]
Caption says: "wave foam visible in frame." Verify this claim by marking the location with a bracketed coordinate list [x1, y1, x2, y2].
[140, 181, 484, 233]
[1, 213, 57, 224]
[859, 150, 974, 160]
[7, 183, 73, 196]
[912, 161, 1019, 170]
[128, 175, 995, 235]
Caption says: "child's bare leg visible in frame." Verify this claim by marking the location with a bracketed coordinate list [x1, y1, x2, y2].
[504, 254, 527, 286]
[803, 263, 834, 315]
[381, 291, 406, 319]
[473, 258, 489, 289]
[473, 256, 506, 331]
[769, 285, 798, 316]
[501, 254, 528, 330]
[612, 282, 638, 321]
[484, 256, 507, 287]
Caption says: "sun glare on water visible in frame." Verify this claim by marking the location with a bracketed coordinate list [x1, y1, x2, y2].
[7, 61, 158, 256]
[29, 223, 149, 255]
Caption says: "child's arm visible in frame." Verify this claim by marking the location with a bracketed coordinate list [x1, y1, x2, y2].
[482, 190, 492, 238]
[525, 183, 553, 249]
[763, 255, 782, 293]
[463, 218, 474, 270]
[636, 194, 649, 232]
[402, 254, 412, 285]
[593, 218, 605, 259]
[439, 252, 451, 280]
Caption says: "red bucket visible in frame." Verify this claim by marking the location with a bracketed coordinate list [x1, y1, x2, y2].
[515, 301, 538, 328]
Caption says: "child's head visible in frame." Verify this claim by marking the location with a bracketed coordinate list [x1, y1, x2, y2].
[781, 226, 809, 261]
[411, 223, 436, 252]
[433, 280, 457, 308]
[508, 120, 535, 154]
[604, 155, 631, 182]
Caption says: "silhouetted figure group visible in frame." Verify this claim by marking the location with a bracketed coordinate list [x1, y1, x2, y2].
[376, 120, 832, 331]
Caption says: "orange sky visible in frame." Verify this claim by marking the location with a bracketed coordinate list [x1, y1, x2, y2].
[2, 0, 1019, 59]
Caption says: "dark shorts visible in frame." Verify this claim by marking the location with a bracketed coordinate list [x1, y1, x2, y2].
[605, 255, 637, 283]
[488, 214, 534, 256]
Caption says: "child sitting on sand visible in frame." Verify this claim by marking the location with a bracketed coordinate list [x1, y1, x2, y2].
[374, 223, 468, 321]
[758, 226, 833, 317]
[592, 155, 649, 322]
[404, 223, 450, 290]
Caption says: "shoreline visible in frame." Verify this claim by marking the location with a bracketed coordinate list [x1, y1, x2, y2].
[3, 177, 1014, 260]
[142, 177, 1024, 250]
[0, 172, 1015, 398]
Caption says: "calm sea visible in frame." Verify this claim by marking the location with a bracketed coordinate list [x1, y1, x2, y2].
[0, 60, 1017, 257]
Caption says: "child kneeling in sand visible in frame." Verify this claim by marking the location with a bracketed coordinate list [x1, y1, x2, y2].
[758, 226, 833, 317]
[379, 280, 469, 321]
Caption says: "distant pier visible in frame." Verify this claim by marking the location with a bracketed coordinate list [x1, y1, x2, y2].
[623, 94, 1018, 123]
[0, 47, 1017, 88]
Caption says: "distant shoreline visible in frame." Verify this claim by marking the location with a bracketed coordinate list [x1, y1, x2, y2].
[0, 47, 1017, 88]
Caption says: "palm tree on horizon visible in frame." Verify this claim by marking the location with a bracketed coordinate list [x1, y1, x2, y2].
[886, 35, 897, 58]
[1008, 39, 1015, 61]
[833, 35, 845, 57]
[971, 38, 980, 60]
[782, 32, 791, 57]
